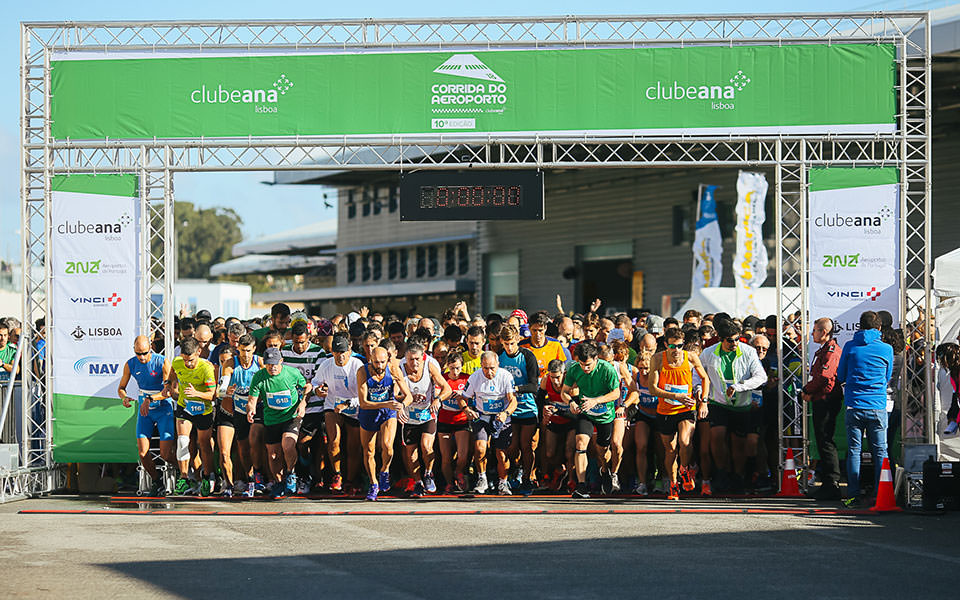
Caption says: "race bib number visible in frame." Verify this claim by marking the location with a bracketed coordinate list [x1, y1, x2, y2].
[184, 400, 206, 415]
[266, 391, 292, 410]
[140, 390, 161, 410]
[751, 390, 763, 408]
[407, 407, 432, 422]
[582, 396, 609, 416]
[551, 401, 569, 415]
[664, 384, 689, 406]
[441, 395, 461, 411]
[233, 393, 249, 413]
[479, 395, 505, 414]
[638, 390, 658, 409]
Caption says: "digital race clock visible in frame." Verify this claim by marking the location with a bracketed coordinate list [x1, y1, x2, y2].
[399, 170, 544, 221]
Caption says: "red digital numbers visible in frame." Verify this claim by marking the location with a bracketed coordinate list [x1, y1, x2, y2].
[421, 185, 522, 209]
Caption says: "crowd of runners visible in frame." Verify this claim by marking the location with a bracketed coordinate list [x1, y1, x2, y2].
[118, 300, 913, 504]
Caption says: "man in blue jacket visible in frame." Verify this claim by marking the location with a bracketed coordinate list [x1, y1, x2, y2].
[836, 311, 894, 506]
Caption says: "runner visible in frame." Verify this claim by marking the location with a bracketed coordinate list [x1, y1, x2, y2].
[311, 333, 364, 494]
[246, 347, 312, 500]
[400, 342, 452, 497]
[164, 337, 218, 496]
[252, 303, 293, 353]
[438, 352, 471, 493]
[538, 359, 575, 492]
[118, 335, 173, 497]
[499, 324, 542, 494]
[561, 341, 621, 499]
[520, 311, 570, 378]
[219, 334, 262, 497]
[357, 346, 411, 501]
[700, 318, 767, 493]
[461, 325, 485, 375]
[608, 341, 640, 494]
[281, 321, 327, 494]
[630, 349, 660, 496]
[461, 351, 517, 495]
[648, 328, 710, 500]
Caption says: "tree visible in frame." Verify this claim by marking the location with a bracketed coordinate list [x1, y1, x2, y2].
[173, 201, 243, 279]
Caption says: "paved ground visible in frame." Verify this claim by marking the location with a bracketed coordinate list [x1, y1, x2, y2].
[1, 494, 957, 599]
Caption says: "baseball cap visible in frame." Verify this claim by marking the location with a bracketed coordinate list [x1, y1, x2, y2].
[510, 309, 529, 324]
[316, 318, 334, 337]
[646, 315, 665, 334]
[606, 328, 625, 343]
[331, 335, 350, 353]
[195, 309, 212, 321]
[263, 347, 282, 365]
[349, 321, 366, 337]
[290, 310, 309, 325]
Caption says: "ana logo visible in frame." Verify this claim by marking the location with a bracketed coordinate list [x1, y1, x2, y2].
[69, 293, 122, 307]
[65, 260, 100, 275]
[430, 55, 507, 125]
[190, 74, 292, 114]
[73, 356, 120, 376]
[821, 254, 860, 268]
[646, 70, 749, 111]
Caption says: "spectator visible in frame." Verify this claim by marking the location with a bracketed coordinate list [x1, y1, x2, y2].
[802, 318, 843, 500]
[837, 311, 894, 507]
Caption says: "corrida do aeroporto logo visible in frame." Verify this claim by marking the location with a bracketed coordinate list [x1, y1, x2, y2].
[429, 54, 508, 128]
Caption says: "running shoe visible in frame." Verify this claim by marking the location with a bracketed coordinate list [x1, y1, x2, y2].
[271, 481, 287, 500]
[610, 473, 621, 494]
[455, 474, 466, 493]
[572, 483, 590, 499]
[221, 487, 233, 498]
[679, 466, 695, 492]
[330, 473, 343, 493]
[242, 484, 255, 499]
[667, 482, 680, 501]
[411, 481, 424, 498]
[423, 472, 437, 494]
[517, 480, 534, 496]
[652, 479, 666, 494]
[633, 482, 648, 496]
[174, 477, 191, 496]
[945, 421, 959, 435]
[285, 472, 297, 495]
[365, 483, 379, 501]
[234, 480, 247, 494]
[297, 476, 312, 495]
[701, 479, 713, 497]
[200, 475, 214, 497]
[473, 473, 489, 495]
[253, 472, 266, 496]
[186, 479, 202, 496]
[601, 470, 613, 496]
[151, 478, 167, 498]
[378, 471, 391, 494]
[443, 483, 454, 494]
[498, 478, 512, 496]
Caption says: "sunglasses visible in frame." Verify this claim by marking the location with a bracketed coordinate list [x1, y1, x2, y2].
[724, 337, 738, 343]
[135, 351, 150, 356]
[666, 343, 682, 349]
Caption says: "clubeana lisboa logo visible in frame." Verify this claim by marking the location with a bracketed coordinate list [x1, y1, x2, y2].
[813, 204, 893, 236]
[190, 74, 294, 114]
[645, 69, 751, 111]
[56, 212, 132, 242]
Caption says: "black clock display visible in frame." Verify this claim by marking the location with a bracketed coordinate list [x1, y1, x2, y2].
[399, 170, 543, 221]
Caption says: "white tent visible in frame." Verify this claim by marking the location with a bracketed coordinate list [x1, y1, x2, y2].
[933, 248, 960, 460]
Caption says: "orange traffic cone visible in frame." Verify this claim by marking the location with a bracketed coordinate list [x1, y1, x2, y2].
[870, 457, 902, 512]
[777, 448, 802, 497]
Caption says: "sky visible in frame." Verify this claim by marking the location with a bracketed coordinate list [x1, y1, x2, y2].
[0, 0, 952, 262]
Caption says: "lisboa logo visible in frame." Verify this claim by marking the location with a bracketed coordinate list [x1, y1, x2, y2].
[190, 74, 294, 114]
[645, 69, 751, 111]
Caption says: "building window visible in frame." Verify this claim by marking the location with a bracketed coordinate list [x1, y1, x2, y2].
[458, 242, 469, 275]
[347, 254, 356, 283]
[362, 252, 371, 282]
[373, 187, 382, 216]
[372, 252, 382, 281]
[389, 186, 398, 213]
[362, 199, 371, 217]
[388, 249, 398, 280]
[347, 190, 356, 219]
[399, 248, 409, 279]
[416, 247, 426, 278]
[445, 243, 456, 276]
[428, 246, 438, 277]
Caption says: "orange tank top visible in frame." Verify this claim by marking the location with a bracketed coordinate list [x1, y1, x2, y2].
[657, 351, 694, 416]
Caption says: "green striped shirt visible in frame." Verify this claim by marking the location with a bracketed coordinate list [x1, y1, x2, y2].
[280, 343, 326, 383]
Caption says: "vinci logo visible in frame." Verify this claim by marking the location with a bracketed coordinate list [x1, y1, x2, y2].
[826, 287, 882, 301]
[69, 293, 122, 307]
[73, 356, 120, 376]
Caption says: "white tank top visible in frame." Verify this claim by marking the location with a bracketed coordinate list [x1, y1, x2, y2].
[401, 362, 435, 423]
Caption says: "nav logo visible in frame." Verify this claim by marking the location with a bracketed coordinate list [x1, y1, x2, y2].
[73, 356, 120, 376]
[434, 55, 504, 82]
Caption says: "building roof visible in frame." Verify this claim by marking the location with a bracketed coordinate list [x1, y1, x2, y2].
[232, 220, 336, 257]
[209, 254, 335, 277]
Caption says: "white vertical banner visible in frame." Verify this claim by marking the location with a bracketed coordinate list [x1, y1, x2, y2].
[808, 168, 900, 348]
[733, 171, 769, 316]
[51, 183, 140, 402]
[691, 184, 723, 292]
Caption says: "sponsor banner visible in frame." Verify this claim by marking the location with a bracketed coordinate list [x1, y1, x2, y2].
[691, 184, 723, 290]
[51, 176, 139, 402]
[733, 172, 769, 316]
[808, 167, 900, 348]
[50, 44, 895, 140]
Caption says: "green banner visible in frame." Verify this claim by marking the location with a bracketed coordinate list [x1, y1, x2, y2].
[808, 166, 900, 192]
[51, 173, 139, 197]
[53, 393, 137, 463]
[51, 44, 895, 140]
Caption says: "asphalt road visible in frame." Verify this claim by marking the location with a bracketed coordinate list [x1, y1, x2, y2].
[1, 495, 957, 599]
